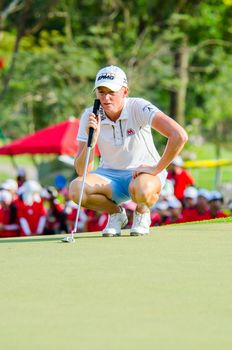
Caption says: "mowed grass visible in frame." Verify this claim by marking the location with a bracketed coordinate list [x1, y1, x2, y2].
[0, 221, 232, 350]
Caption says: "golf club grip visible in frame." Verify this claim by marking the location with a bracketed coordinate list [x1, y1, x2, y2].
[87, 99, 101, 148]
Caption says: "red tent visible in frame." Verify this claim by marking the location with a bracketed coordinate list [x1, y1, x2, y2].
[0, 117, 100, 156]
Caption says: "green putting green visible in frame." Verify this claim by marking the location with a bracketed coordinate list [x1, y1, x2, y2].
[0, 220, 232, 350]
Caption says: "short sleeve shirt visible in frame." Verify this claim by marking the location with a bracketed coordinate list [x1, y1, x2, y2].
[77, 97, 162, 170]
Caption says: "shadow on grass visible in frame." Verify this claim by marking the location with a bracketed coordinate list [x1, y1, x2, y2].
[0, 233, 132, 244]
[0, 236, 61, 244]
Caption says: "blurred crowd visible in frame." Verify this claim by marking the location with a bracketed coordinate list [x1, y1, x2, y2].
[0, 161, 231, 238]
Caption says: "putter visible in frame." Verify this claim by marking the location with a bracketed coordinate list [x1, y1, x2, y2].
[62, 99, 101, 243]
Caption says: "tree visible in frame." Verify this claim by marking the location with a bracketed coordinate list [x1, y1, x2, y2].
[0, 0, 232, 153]
[0, 0, 59, 99]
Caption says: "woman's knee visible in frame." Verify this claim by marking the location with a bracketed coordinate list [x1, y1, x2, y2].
[134, 189, 159, 207]
[129, 177, 161, 207]
[69, 178, 83, 202]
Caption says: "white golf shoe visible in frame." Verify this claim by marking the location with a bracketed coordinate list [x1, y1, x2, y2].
[102, 208, 128, 237]
[130, 210, 151, 236]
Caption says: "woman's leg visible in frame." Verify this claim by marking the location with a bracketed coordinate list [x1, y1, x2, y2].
[69, 173, 121, 214]
[128, 174, 162, 235]
[129, 173, 162, 212]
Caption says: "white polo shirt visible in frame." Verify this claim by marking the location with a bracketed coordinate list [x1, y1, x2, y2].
[77, 97, 162, 170]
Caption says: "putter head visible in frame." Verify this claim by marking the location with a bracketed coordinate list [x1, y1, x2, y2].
[61, 236, 75, 243]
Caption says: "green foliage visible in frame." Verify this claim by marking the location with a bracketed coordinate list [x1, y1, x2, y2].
[0, 0, 231, 158]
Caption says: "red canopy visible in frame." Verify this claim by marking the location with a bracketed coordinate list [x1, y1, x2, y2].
[0, 117, 100, 156]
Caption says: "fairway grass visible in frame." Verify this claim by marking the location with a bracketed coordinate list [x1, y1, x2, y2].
[0, 221, 232, 350]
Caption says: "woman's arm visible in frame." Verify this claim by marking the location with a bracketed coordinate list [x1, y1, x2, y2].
[151, 111, 188, 175]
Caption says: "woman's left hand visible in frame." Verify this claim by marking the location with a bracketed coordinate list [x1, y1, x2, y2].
[133, 164, 157, 179]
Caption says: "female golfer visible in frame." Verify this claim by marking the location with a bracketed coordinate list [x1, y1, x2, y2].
[69, 65, 188, 236]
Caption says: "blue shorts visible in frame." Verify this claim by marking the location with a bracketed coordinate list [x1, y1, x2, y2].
[91, 167, 167, 205]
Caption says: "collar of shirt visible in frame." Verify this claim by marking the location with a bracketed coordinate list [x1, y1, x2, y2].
[100, 97, 128, 125]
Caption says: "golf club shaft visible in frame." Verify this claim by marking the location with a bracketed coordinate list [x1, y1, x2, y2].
[70, 99, 100, 239]
[71, 146, 91, 237]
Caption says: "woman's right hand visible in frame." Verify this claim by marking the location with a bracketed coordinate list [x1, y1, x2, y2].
[86, 112, 100, 148]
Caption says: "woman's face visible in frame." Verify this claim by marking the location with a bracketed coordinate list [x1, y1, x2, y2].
[96, 86, 128, 118]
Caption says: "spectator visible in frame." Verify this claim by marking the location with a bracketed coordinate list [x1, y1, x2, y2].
[17, 180, 47, 236]
[182, 186, 198, 222]
[16, 168, 27, 188]
[151, 201, 169, 226]
[54, 174, 68, 204]
[167, 156, 195, 201]
[85, 210, 108, 232]
[1, 179, 18, 200]
[197, 189, 210, 210]
[207, 191, 228, 219]
[164, 198, 183, 225]
[0, 190, 19, 238]
[41, 186, 67, 234]
[192, 189, 211, 221]
[182, 188, 211, 223]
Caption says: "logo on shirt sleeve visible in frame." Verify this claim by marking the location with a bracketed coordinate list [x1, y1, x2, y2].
[142, 104, 156, 113]
[126, 128, 135, 136]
